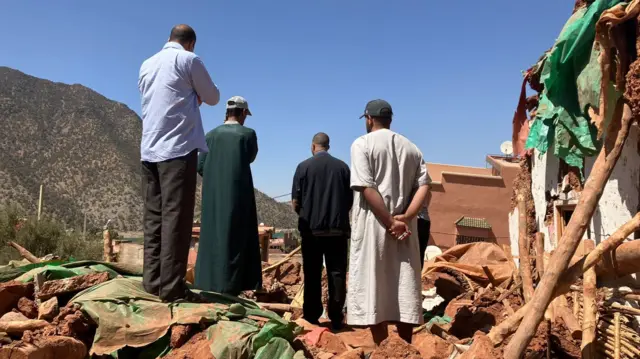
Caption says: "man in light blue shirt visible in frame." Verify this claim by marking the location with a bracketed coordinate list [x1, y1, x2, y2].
[138, 24, 220, 302]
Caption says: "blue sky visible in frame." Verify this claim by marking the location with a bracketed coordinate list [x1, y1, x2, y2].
[1, 0, 573, 199]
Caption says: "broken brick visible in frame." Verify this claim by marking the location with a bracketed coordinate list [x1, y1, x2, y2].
[37, 272, 110, 300]
[37, 297, 59, 321]
[0, 282, 34, 316]
[17, 298, 38, 319]
[0, 336, 87, 359]
[170, 324, 194, 349]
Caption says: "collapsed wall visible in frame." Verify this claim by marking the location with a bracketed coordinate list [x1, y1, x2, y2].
[521, 124, 640, 253]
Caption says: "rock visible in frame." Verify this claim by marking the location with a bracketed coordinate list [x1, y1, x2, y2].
[0, 320, 49, 336]
[37, 272, 110, 300]
[413, 331, 452, 359]
[336, 348, 365, 359]
[0, 336, 87, 359]
[369, 335, 421, 359]
[316, 331, 348, 355]
[37, 298, 59, 321]
[0, 282, 35, 316]
[170, 324, 193, 349]
[0, 312, 29, 323]
[55, 310, 91, 341]
[316, 352, 335, 359]
[459, 333, 502, 359]
[17, 298, 38, 319]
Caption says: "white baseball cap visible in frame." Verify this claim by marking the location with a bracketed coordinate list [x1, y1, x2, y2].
[226, 96, 252, 116]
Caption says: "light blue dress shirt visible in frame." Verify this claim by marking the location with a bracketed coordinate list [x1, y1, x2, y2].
[138, 42, 220, 162]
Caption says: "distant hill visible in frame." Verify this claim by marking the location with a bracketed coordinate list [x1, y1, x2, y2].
[0, 67, 297, 230]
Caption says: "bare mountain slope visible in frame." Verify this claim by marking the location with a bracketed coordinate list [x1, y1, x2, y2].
[0, 67, 297, 230]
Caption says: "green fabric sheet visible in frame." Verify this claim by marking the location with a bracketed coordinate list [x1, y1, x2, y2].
[525, 0, 623, 168]
[67, 278, 300, 358]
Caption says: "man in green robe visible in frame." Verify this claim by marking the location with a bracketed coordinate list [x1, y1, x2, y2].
[195, 96, 262, 295]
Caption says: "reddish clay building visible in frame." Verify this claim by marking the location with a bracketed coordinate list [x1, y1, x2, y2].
[427, 156, 519, 249]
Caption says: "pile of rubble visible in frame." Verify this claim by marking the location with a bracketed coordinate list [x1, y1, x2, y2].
[0, 272, 108, 358]
[0, 258, 304, 359]
[1, 238, 639, 359]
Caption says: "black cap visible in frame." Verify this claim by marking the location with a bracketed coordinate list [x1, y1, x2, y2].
[360, 99, 393, 119]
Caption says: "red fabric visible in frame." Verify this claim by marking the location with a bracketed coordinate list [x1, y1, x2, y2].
[512, 76, 530, 157]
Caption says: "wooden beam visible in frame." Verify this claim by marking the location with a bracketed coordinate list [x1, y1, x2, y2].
[7, 242, 40, 263]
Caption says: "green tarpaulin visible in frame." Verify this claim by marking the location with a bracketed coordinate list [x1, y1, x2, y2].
[1, 260, 303, 358]
[68, 278, 302, 358]
[525, 0, 623, 168]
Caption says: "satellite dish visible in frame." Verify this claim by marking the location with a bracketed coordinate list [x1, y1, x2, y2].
[500, 141, 513, 156]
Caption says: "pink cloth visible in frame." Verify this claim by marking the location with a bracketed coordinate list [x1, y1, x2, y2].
[303, 327, 330, 346]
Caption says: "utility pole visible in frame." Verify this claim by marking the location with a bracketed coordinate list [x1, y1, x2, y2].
[83, 212, 87, 240]
[37, 184, 43, 221]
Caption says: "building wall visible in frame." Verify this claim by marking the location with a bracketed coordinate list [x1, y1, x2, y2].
[427, 158, 519, 249]
[509, 125, 640, 257]
[586, 124, 640, 244]
[530, 150, 560, 251]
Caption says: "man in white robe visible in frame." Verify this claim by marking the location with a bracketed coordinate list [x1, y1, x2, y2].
[347, 99, 430, 344]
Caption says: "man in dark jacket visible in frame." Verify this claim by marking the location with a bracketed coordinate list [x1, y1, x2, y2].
[292, 133, 352, 329]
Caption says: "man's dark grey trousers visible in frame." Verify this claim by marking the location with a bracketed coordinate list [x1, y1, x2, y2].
[141, 150, 197, 301]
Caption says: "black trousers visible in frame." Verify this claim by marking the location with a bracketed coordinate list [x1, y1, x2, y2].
[301, 233, 348, 325]
[417, 218, 431, 269]
[141, 150, 197, 301]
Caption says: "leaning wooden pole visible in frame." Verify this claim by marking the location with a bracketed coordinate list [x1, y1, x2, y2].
[489, 236, 640, 345]
[502, 100, 633, 359]
[262, 245, 301, 273]
[37, 184, 43, 221]
[582, 212, 640, 272]
[7, 241, 40, 263]
[517, 193, 534, 302]
[535, 232, 545, 279]
[582, 239, 597, 359]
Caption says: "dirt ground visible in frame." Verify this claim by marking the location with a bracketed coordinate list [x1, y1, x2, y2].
[412, 330, 452, 359]
[163, 332, 214, 359]
[369, 335, 422, 359]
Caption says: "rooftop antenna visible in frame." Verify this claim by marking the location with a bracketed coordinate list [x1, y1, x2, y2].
[500, 141, 514, 158]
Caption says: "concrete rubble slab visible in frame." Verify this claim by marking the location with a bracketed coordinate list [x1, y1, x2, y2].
[36, 272, 110, 300]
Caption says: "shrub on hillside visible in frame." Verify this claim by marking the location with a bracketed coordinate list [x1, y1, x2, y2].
[0, 204, 102, 264]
